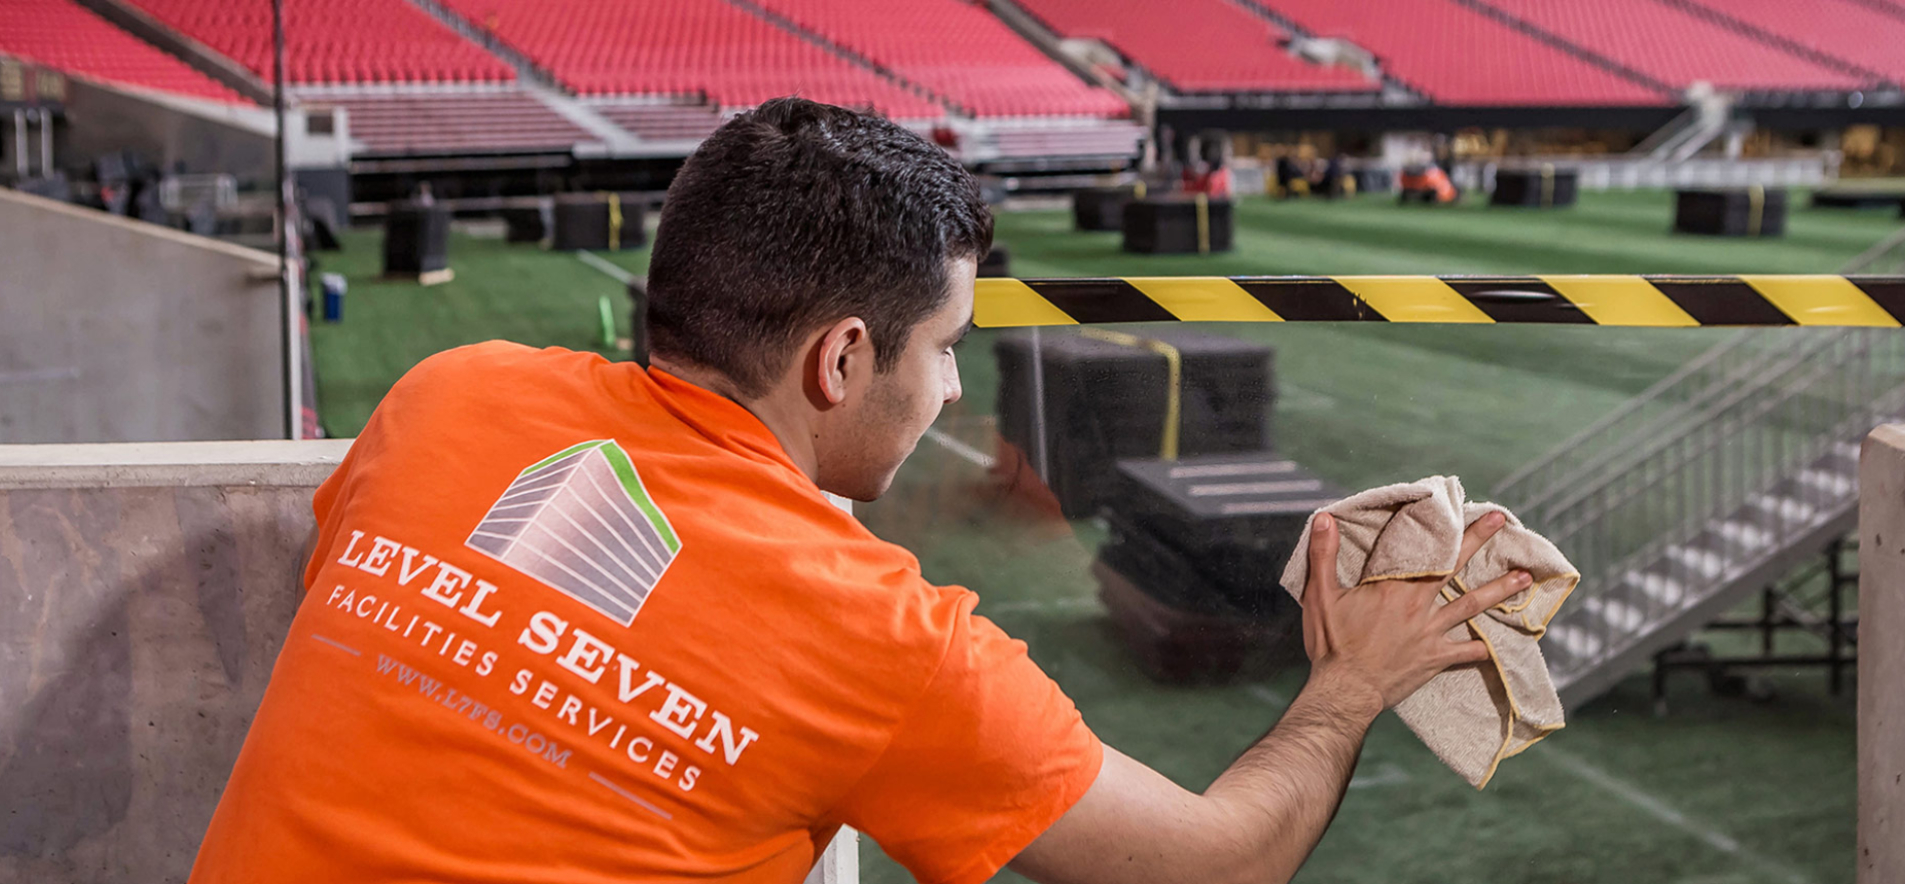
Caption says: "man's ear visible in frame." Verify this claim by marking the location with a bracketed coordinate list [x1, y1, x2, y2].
[813, 316, 873, 406]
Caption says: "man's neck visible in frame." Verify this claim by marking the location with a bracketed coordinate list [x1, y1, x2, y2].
[649, 355, 821, 483]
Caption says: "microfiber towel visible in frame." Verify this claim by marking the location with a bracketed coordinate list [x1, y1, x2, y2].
[1278, 476, 1579, 788]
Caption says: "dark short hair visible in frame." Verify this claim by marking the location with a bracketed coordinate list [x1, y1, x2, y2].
[645, 97, 993, 397]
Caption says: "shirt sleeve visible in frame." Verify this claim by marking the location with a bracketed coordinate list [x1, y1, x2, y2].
[834, 595, 1104, 884]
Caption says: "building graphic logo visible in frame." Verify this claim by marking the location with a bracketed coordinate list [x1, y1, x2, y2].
[466, 439, 681, 626]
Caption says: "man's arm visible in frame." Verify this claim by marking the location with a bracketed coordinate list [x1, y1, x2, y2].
[1012, 512, 1529, 884]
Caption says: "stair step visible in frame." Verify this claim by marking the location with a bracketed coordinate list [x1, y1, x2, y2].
[1546, 622, 1604, 662]
[1622, 570, 1686, 607]
[1579, 596, 1647, 633]
[1795, 467, 1857, 498]
[1664, 545, 1729, 580]
[1714, 519, 1775, 550]
[1747, 492, 1817, 524]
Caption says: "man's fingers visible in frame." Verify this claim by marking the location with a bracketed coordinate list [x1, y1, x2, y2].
[1435, 570, 1532, 631]
[1303, 513, 1341, 601]
[1439, 639, 1492, 667]
[1453, 510, 1508, 575]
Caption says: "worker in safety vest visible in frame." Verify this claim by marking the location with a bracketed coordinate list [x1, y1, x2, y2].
[190, 98, 1521, 884]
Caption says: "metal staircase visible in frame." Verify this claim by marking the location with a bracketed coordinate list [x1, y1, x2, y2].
[1492, 325, 1905, 708]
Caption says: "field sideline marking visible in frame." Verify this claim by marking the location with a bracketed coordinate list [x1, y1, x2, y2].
[1542, 746, 1811, 884]
[924, 426, 998, 469]
[576, 250, 635, 285]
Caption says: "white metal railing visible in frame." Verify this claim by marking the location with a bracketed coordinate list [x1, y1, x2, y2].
[1456, 154, 1840, 193]
[1495, 329, 1905, 678]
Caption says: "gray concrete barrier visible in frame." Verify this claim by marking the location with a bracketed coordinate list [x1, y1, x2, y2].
[0, 441, 346, 884]
[1861, 425, 1905, 884]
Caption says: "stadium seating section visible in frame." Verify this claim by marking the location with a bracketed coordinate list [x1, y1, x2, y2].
[300, 89, 595, 155]
[1262, 0, 1667, 104]
[0, 0, 243, 101]
[586, 102, 727, 142]
[1014, 0, 1375, 94]
[7, 0, 1895, 155]
[124, 0, 512, 85]
[1680, 0, 1905, 86]
[439, 0, 943, 118]
[743, 0, 1126, 117]
[1480, 0, 1864, 92]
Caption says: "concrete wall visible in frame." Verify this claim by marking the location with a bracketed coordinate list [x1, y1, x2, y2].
[0, 441, 860, 884]
[59, 80, 276, 183]
[0, 188, 284, 443]
[0, 441, 346, 884]
[1860, 424, 1905, 884]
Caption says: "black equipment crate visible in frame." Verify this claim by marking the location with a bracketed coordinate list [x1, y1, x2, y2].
[1073, 185, 1138, 231]
[503, 202, 550, 243]
[1490, 166, 1578, 208]
[1674, 188, 1787, 237]
[1095, 515, 1304, 683]
[1122, 196, 1234, 254]
[1811, 188, 1903, 210]
[1110, 453, 1337, 609]
[1099, 510, 1297, 622]
[995, 331, 1273, 518]
[552, 192, 647, 251]
[979, 244, 1011, 278]
[383, 202, 450, 277]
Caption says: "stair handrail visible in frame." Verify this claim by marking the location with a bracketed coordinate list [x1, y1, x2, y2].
[1519, 330, 1859, 526]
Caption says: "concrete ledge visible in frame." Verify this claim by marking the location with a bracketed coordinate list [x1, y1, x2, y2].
[0, 440, 353, 489]
[1860, 423, 1905, 884]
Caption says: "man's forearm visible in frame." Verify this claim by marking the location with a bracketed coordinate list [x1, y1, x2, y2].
[1201, 666, 1384, 884]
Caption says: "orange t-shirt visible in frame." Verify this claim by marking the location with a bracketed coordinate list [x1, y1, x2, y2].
[191, 341, 1101, 884]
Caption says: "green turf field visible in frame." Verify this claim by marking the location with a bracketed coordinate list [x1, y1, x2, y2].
[310, 189, 1897, 883]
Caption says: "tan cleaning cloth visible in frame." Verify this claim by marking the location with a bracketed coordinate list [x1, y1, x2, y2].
[1278, 476, 1579, 788]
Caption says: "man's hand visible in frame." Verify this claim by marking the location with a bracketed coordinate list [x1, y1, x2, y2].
[1013, 508, 1526, 884]
[1300, 511, 1529, 711]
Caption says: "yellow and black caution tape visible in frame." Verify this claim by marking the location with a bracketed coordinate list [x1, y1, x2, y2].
[975, 275, 1905, 328]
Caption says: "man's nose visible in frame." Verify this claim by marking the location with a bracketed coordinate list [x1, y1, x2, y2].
[944, 362, 963, 405]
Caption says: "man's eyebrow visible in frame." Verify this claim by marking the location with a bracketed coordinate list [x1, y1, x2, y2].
[946, 317, 976, 346]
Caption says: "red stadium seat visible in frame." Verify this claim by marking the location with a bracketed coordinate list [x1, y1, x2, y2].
[437, 0, 944, 118]
[1014, 0, 1376, 94]
[1261, 0, 1669, 105]
[1483, 0, 1865, 92]
[0, 0, 246, 102]
[122, 0, 514, 86]
[1678, 0, 1905, 86]
[742, 0, 1128, 117]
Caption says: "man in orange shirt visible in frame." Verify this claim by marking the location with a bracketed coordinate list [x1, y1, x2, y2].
[191, 98, 1524, 884]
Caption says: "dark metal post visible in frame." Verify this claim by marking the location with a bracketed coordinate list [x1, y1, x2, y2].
[1829, 538, 1846, 696]
[272, 0, 295, 439]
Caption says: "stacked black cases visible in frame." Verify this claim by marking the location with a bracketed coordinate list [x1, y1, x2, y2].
[1073, 185, 1137, 231]
[979, 245, 1011, 278]
[995, 331, 1273, 518]
[503, 202, 549, 243]
[1810, 188, 1904, 209]
[1122, 197, 1234, 254]
[551, 192, 647, 251]
[1674, 188, 1788, 237]
[1094, 453, 1338, 683]
[382, 202, 450, 278]
[1490, 166, 1578, 208]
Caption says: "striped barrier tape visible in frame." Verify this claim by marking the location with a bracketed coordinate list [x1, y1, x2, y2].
[974, 275, 1905, 328]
